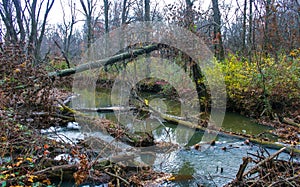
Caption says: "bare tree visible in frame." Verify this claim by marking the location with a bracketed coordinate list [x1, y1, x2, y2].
[53, 0, 78, 68]
[121, 0, 129, 24]
[133, 0, 144, 21]
[212, 0, 224, 60]
[103, 0, 109, 33]
[242, 0, 247, 52]
[80, 0, 98, 49]
[248, 0, 253, 60]
[185, 0, 193, 29]
[0, 0, 54, 63]
[144, 0, 150, 21]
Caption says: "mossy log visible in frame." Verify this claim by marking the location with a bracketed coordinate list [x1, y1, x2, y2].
[163, 113, 300, 153]
[60, 103, 154, 147]
[283, 117, 300, 128]
[139, 105, 300, 154]
[48, 44, 159, 77]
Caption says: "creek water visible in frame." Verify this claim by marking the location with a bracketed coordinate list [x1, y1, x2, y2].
[52, 88, 297, 186]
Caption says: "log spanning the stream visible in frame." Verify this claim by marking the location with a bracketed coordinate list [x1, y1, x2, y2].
[72, 103, 300, 154]
[73, 106, 136, 112]
[136, 99, 300, 154]
[59, 103, 155, 147]
[48, 44, 159, 77]
[156, 110, 300, 154]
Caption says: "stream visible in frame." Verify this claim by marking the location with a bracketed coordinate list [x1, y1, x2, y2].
[47, 88, 299, 186]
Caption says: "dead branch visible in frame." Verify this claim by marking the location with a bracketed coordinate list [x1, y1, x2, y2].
[242, 147, 286, 177]
[236, 157, 252, 181]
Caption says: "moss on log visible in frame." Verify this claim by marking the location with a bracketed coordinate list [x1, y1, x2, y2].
[48, 44, 159, 77]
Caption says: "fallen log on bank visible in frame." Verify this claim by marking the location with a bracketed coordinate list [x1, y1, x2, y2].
[48, 44, 159, 77]
[282, 117, 300, 128]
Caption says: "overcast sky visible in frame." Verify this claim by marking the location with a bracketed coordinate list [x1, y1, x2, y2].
[47, 0, 239, 28]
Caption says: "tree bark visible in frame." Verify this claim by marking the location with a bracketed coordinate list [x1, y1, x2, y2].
[104, 0, 109, 33]
[264, 0, 271, 55]
[212, 0, 225, 61]
[12, 0, 26, 42]
[144, 0, 150, 21]
[121, 0, 128, 24]
[185, 0, 194, 29]
[0, 0, 18, 42]
[248, 0, 253, 62]
[48, 44, 159, 77]
[242, 0, 247, 53]
[80, 0, 96, 50]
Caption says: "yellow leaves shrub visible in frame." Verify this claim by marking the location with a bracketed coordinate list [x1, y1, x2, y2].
[218, 53, 299, 115]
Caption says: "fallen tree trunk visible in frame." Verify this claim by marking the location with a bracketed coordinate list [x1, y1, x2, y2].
[130, 92, 300, 154]
[159, 111, 300, 154]
[282, 117, 300, 128]
[59, 103, 154, 147]
[48, 44, 159, 77]
[73, 106, 136, 113]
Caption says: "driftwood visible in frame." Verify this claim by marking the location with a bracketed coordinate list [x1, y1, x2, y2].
[282, 117, 300, 128]
[236, 157, 252, 181]
[242, 147, 286, 177]
[226, 147, 300, 187]
[48, 44, 159, 77]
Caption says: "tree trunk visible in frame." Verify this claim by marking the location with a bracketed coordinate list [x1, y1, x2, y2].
[185, 0, 193, 29]
[248, 0, 253, 62]
[104, 0, 109, 33]
[80, 0, 95, 50]
[242, 0, 247, 53]
[121, 0, 128, 24]
[0, 0, 18, 43]
[212, 0, 225, 61]
[264, 0, 271, 55]
[48, 44, 159, 77]
[144, 0, 150, 21]
[12, 0, 25, 42]
[35, 0, 54, 63]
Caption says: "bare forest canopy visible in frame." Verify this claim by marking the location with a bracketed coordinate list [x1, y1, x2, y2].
[0, 0, 299, 64]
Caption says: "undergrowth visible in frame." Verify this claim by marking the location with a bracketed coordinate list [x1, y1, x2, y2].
[221, 49, 300, 118]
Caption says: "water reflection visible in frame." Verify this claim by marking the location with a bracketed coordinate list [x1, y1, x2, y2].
[69, 88, 285, 186]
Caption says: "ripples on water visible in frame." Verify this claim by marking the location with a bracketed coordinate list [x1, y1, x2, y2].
[57, 89, 298, 186]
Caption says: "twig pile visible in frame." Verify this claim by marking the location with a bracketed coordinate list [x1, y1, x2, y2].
[226, 147, 300, 187]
